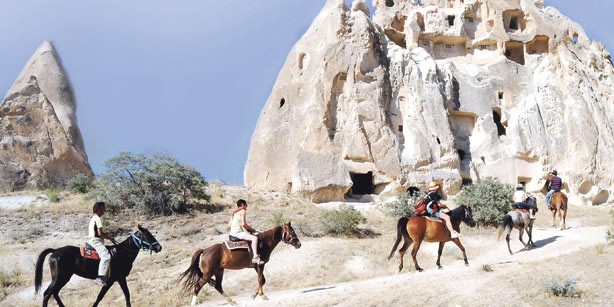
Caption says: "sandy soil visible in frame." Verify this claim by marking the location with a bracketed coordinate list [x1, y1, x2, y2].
[1, 186, 612, 307]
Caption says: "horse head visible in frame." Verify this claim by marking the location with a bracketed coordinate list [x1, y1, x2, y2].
[133, 224, 162, 253]
[281, 222, 301, 249]
[462, 204, 477, 228]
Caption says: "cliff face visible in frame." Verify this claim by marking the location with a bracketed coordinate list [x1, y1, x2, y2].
[0, 40, 93, 192]
[245, 0, 614, 205]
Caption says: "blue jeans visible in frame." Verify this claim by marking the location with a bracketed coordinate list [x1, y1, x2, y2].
[546, 190, 559, 207]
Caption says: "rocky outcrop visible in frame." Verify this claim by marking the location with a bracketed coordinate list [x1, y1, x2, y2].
[0, 40, 93, 192]
[245, 0, 614, 205]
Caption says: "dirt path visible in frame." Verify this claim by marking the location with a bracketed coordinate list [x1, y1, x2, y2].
[196, 225, 608, 306]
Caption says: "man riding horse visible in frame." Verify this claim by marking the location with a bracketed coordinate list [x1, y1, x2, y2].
[512, 184, 535, 219]
[545, 170, 563, 210]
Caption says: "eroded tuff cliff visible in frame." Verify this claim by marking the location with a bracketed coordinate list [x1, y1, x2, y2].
[0, 40, 92, 192]
[245, 0, 614, 205]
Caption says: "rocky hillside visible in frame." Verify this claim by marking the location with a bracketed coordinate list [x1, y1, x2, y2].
[245, 0, 614, 205]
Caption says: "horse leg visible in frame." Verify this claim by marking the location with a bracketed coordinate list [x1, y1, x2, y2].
[410, 240, 423, 272]
[252, 265, 268, 300]
[397, 237, 412, 273]
[528, 224, 536, 247]
[518, 229, 528, 250]
[436, 242, 445, 270]
[212, 269, 236, 305]
[506, 231, 513, 255]
[552, 209, 557, 228]
[92, 281, 115, 307]
[451, 238, 469, 266]
[117, 278, 132, 307]
[192, 270, 216, 307]
[43, 268, 71, 307]
[562, 208, 567, 230]
[560, 208, 566, 230]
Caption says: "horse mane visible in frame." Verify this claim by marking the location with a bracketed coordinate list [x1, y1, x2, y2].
[260, 225, 283, 241]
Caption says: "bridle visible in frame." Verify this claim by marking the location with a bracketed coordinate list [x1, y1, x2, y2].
[131, 231, 161, 254]
[281, 226, 301, 248]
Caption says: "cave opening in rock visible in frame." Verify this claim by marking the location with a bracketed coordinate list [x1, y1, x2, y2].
[493, 109, 506, 136]
[350, 171, 374, 195]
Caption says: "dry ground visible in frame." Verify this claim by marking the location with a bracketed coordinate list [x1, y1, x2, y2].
[0, 184, 612, 307]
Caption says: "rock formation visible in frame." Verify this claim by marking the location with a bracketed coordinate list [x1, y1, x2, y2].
[245, 0, 614, 205]
[0, 40, 93, 192]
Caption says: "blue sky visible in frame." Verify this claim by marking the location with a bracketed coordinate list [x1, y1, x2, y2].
[0, 1, 611, 185]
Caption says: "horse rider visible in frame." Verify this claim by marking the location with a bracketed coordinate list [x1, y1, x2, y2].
[512, 184, 536, 219]
[545, 170, 563, 210]
[227, 199, 265, 265]
[88, 202, 117, 286]
[425, 182, 461, 238]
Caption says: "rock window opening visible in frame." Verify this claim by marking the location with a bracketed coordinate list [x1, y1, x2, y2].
[298, 53, 306, 69]
[527, 35, 549, 54]
[509, 17, 518, 30]
[436, 137, 441, 144]
[447, 15, 456, 26]
[481, 156, 485, 163]
[504, 41, 525, 65]
[280, 98, 286, 108]
[462, 178, 473, 186]
[398, 125, 403, 132]
[386, 0, 394, 7]
[445, 44, 454, 49]
[572, 32, 579, 44]
[457, 149, 466, 161]
[492, 109, 506, 136]
[350, 172, 374, 195]
[498, 92, 504, 100]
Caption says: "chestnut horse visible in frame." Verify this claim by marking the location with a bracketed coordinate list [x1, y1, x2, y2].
[388, 205, 476, 272]
[179, 222, 301, 306]
[550, 192, 568, 229]
[34, 225, 162, 307]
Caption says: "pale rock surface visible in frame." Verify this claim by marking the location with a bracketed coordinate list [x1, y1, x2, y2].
[245, 0, 614, 205]
[0, 40, 93, 192]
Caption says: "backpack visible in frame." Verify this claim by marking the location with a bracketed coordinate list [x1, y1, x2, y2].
[413, 195, 431, 217]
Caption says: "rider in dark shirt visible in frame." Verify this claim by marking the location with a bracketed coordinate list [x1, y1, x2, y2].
[546, 170, 562, 209]
[425, 182, 461, 239]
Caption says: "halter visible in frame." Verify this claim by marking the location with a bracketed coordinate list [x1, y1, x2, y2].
[281, 226, 300, 248]
[131, 232, 160, 254]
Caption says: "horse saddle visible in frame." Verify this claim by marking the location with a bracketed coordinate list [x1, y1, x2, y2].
[224, 235, 264, 251]
[80, 243, 116, 260]
[514, 208, 529, 214]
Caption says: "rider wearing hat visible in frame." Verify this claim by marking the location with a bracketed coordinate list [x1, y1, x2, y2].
[513, 184, 535, 219]
[546, 170, 562, 209]
[425, 182, 461, 239]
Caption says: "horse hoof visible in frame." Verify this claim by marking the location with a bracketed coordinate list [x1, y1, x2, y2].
[465, 263, 469, 267]
[417, 268, 424, 272]
[438, 266, 443, 270]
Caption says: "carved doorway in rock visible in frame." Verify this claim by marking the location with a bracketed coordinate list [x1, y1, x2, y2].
[350, 171, 374, 195]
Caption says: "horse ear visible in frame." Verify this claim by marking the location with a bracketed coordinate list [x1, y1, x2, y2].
[136, 223, 142, 231]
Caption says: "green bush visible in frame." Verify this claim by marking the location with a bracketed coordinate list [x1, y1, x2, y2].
[45, 189, 61, 203]
[91, 152, 210, 216]
[454, 179, 513, 227]
[545, 278, 581, 297]
[320, 205, 365, 235]
[383, 194, 419, 218]
[67, 174, 94, 194]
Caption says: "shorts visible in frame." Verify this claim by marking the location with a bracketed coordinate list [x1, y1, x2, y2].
[426, 205, 440, 218]
[230, 232, 250, 240]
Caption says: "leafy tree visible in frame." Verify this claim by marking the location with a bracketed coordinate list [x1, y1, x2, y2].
[454, 179, 513, 227]
[67, 174, 94, 194]
[92, 152, 209, 216]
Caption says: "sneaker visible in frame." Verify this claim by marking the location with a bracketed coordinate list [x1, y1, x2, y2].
[252, 256, 265, 265]
[530, 215, 536, 220]
[450, 231, 461, 239]
[94, 277, 107, 286]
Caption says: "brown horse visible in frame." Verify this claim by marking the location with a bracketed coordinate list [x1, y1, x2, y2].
[179, 222, 301, 306]
[550, 192, 568, 229]
[388, 205, 476, 272]
[34, 225, 162, 307]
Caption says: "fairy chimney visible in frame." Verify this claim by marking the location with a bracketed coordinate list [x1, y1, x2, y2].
[245, 0, 614, 205]
[0, 40, 93, 192]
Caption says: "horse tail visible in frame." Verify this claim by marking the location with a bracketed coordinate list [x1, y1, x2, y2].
[178, 249, 204, 295]
[388, 217, 409, 260]
[34, 248, 54, 294]
[497, 214, 513, 241]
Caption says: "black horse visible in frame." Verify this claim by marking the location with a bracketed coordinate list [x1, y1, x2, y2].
[34, 225, 162, 307]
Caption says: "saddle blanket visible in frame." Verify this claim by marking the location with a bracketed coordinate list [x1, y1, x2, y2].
[80, 245, 100, 260]
[424, 216, 443, 223]
[224, 240, 249, 251]
[515, 208, 529, 214]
